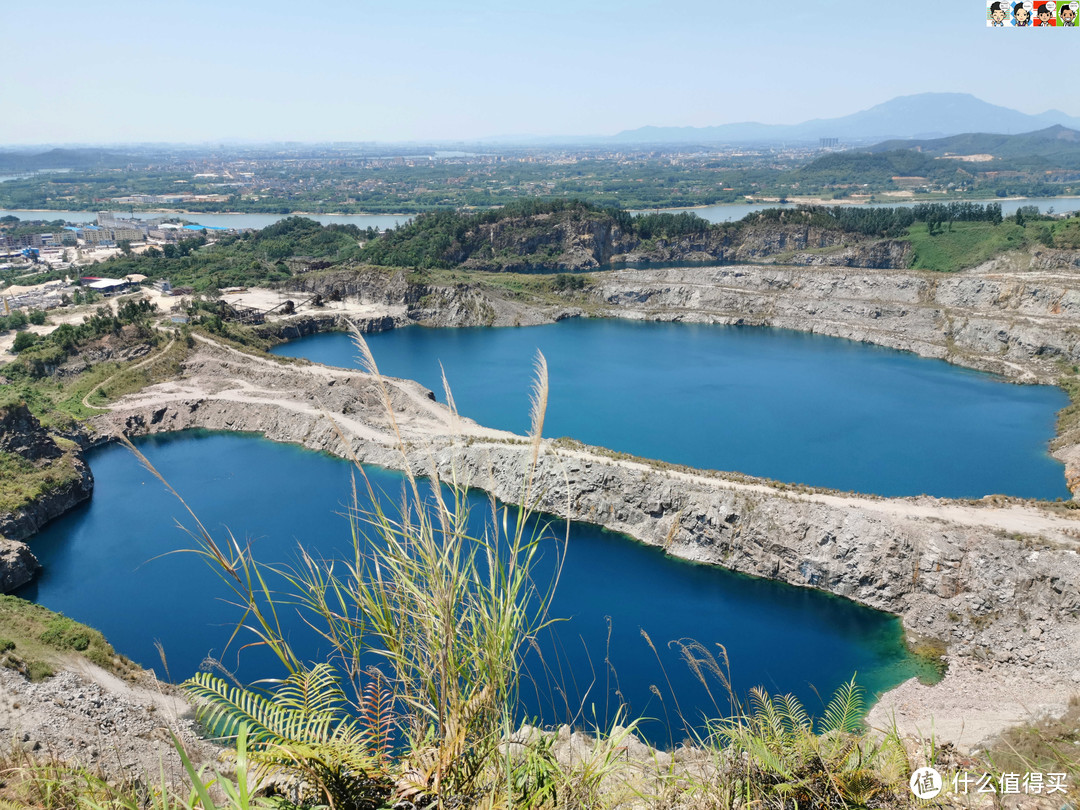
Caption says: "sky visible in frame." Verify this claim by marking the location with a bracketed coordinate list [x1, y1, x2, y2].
[3, 0, 1079, 145]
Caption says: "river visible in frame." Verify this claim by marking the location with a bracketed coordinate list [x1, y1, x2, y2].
[3, 195, 1078, 231]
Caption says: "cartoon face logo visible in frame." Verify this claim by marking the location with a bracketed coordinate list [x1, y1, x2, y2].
[1061, 2, 1078, 23]
[1013, 1, 1032, 23]
[989, 0, 1010, 21]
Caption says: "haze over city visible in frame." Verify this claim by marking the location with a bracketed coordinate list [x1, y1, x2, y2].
[5, 0, 1080, 145]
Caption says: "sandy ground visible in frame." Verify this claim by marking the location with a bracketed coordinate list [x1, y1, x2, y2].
[867, 658, 1080, 752]
[218, 286, 406, 321]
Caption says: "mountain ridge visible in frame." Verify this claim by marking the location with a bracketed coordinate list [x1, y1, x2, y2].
[611, 93, 1080, 145]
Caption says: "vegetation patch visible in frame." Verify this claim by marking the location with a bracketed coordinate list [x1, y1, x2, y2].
[0, 595, 131, 680]
[0, 448, 80, 515]
[905, 220, 1043, 271]
[905, 634, 949, 683]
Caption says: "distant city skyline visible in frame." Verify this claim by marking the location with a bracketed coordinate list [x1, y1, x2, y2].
[4, 0, 1078, 146]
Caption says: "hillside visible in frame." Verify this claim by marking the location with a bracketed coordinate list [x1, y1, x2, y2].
[355, 200, 918, 272]
[795, 126, 1080, 195]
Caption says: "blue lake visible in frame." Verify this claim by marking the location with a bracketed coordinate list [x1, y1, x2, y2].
[271, 321, 1070, 499]
[19, 431, 934, 746]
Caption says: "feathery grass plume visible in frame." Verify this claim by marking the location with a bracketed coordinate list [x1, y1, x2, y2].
[439, 359, 460, 430]
[525, 350, 549, 502]
[139, 330, 569, 807]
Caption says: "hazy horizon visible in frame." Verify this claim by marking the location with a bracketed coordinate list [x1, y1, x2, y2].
[4, 0, 1078, 146]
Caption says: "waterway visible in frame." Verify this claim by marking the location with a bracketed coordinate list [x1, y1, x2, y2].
[17, 431, 935, 745]
[271, 321, 1070, 500]
[3, 196, 1078, 231]
[0, 209, 408, 231]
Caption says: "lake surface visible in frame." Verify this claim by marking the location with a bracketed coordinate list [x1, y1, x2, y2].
[18, 431, 934, 745]
[271, 321, 1070, 499]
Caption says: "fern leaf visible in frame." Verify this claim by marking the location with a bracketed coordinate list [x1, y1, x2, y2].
[820, 677, 864, 734]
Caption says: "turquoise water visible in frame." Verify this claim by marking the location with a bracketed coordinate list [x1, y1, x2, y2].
[270, 321, 1070, 499]
[19, 432, 932, 746]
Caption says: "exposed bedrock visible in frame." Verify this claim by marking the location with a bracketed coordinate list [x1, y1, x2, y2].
[0, 405, 94, 592]
[591, 263, 1080, 382]
[284, 257, 1080, 385]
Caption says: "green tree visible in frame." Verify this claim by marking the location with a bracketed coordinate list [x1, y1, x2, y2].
[11, 331, 37, 352]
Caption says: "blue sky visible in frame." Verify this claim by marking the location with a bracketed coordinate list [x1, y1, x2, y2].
[3, 0, 1077, 145]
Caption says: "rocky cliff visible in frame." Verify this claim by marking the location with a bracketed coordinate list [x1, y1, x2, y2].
[452, 217, 907, 272]
[278, 253, 1080, 384]
[591, 261, 1080, 384]
[354, 203, 911, 274]
[0, 405, 93, 592]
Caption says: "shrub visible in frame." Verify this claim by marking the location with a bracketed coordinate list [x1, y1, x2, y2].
[11, 330, 37, 353]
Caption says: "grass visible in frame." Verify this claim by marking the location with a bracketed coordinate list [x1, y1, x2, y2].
[0, 448, 81, 515]
[0, 594, 133, 681]
[903, 220, 1048, 272]
[86, 338, 191, 407]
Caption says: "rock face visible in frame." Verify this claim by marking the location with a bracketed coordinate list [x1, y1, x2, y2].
[280, 255, 1080, 384]
[0, 538, 39, 593]
[0, 405, 94, 592]
[375, 208, 911, 273]
[591, 264, 1080, 382]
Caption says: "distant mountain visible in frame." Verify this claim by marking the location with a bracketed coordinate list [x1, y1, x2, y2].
[0, 148, 139, 172]
[866, 125, 1080, 158]
[611, 93, 1080, 145]
[794, 126, 1080, 186]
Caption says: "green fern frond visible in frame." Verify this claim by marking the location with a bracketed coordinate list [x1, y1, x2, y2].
[184, 671, 283, 744]
[820, 676, 864, 734]
[776, 692, 812, 734]
[274, 661, 348, 716]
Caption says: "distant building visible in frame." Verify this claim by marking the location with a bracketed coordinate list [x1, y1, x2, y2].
[85, 278, 130, 295]
[80, 226, 111, 245]
[111, 227, 144, 242]
[819, 138, 839, 148]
